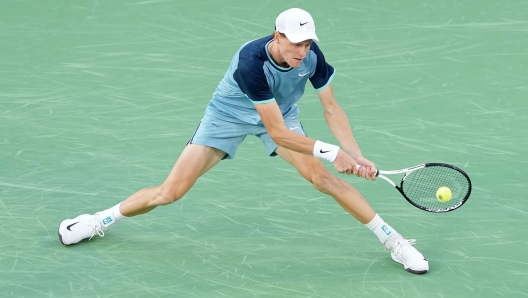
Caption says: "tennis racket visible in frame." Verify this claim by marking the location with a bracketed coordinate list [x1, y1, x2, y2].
[359, 163, 472, 213]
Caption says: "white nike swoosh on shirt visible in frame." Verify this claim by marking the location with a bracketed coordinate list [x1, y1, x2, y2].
[289, 127, 299, 130]
[299, 72, 309, 77]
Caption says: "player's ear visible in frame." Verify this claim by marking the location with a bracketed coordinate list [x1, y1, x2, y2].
[274, 31, 280, 43]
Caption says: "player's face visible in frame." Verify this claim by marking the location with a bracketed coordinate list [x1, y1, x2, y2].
[276, 34, 312, 68]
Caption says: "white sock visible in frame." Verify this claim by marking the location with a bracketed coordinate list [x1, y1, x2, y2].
[365, 214, 398, 248]
[98, 203, 125, 230]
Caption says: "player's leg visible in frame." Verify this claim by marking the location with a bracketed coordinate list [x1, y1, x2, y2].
[59, 110, 248, 246]
[119, 144, 226, 217]
[275, 146, 376, 222]
[275, 147, 429, 274]
[58, 144, 225, 246]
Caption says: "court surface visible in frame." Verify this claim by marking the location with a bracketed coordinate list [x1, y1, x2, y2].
[1, 0, 527, 297]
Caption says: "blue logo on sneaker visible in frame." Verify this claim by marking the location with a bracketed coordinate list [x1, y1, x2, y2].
[102, 216, 113, 226]
[381, 225, 392, 236]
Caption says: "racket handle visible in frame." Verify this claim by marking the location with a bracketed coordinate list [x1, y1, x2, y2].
[355, 164, 380, 177]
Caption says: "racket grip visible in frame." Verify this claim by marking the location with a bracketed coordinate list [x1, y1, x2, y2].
[355, 164, 380, 177]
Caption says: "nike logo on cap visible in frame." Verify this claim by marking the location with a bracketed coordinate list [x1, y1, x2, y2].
[67, 222, 79, 231]
[300, 22, 309, 26]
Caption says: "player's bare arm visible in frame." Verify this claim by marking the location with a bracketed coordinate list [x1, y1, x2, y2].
[254, 101, 314, 154]
[317, 84, 377, 180]
[254, 100, 360, 176]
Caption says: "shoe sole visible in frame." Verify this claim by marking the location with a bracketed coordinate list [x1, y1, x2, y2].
[58, 228, 66, 246]
[392, 259, 428, 274]
[405, 267, 428, 274]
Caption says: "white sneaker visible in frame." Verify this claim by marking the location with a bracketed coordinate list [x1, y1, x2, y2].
[58, 214, 105, 246]
[389, 238, 429, 274]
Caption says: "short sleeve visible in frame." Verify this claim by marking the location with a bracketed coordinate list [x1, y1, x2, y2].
[233, 58, 274, 102]
[309, 42, 335, 91]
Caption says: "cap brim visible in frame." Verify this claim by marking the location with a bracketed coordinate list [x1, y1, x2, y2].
[284, 32, 319, 43]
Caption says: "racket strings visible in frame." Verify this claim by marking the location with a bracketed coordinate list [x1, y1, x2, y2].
[401, 166, 470, 212]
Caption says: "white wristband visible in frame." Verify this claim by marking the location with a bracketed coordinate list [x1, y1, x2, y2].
[313, 140, 340, 162]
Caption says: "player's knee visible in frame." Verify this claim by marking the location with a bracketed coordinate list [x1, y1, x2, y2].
[154, 185, 183, 205]
[311, 171, 338, 194]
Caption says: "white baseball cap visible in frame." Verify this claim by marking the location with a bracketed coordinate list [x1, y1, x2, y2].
[275, 8, 319, 43]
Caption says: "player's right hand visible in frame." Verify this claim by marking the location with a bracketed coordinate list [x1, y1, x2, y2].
[332, 150, 377, 181]
[332, 149, 359, 175]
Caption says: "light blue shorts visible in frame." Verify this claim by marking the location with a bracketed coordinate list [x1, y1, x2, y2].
[189, 109, 307, 160]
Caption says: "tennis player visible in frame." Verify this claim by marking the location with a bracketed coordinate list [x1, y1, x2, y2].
[59, 8, 429, 274]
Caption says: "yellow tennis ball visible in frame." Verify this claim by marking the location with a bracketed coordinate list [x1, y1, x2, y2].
[436, 187, 452, 203]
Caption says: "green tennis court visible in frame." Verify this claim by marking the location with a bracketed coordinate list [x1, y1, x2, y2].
[1, 0, 527, 297]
